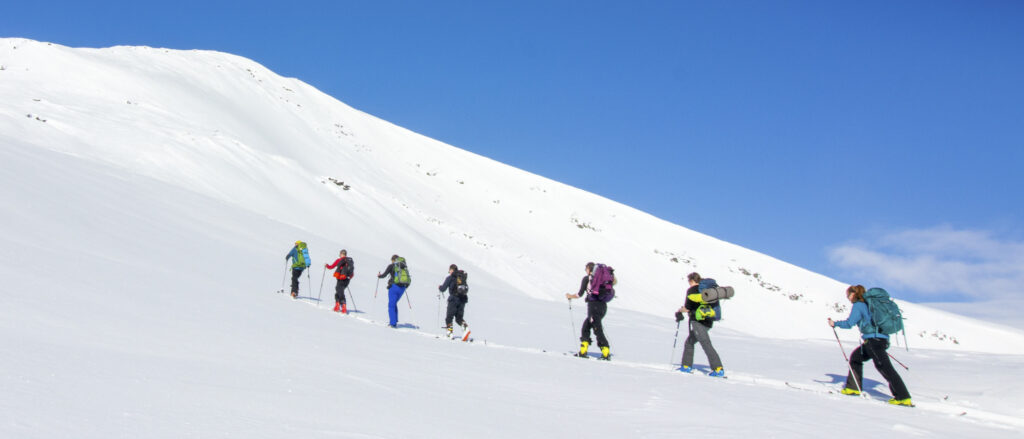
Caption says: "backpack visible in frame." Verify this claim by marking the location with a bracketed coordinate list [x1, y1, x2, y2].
[393, 257, 411, 287]
[454, 270, 469, 295]
[589, 264, 615, 302]
[696, 278, 732, 321]
[863, 287, 904, 335]
[333, 257, 354, 280]
[294, 242, 311, 268]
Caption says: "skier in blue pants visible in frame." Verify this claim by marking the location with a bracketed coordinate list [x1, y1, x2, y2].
[377, 255, 410, 327]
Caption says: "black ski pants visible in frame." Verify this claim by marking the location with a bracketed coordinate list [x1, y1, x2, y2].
[334, 279, 351, 304]
[290, 267, 305, 294]
[845, 338, 911, 400]
[445, 294, 468, 327]
[580, 301, 609, 348]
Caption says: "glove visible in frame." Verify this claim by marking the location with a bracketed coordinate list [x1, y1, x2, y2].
[675, 311, 685, 322]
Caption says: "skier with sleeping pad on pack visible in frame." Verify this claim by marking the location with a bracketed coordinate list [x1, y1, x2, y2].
[676, 272, 725, 377]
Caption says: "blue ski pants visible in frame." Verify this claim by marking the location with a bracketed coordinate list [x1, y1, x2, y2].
[387, 284, 407, 327]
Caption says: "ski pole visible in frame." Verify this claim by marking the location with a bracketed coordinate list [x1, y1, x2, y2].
[306, 269, 312, 300]
[888, 352, 909, 370]
[833, 326, 864, 395]
[281, 262, 289, 292]
[317, 267, 326, 306]
[670, 320, 681, 367]
[568, 298, 576, 348]
[437, 291, 443, 333]
[406, 290, 413, 309]
[346, 286, 357, 311]
[374, 278, 381, 299]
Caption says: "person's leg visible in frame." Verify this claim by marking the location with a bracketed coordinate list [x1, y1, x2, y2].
[580, 306, 594, 343]
[338, 281, 349, 304]
[455, 297, 467, 327]
[845, 344, 869, 391]
[387, 284, 402, 326]
[445, 297, 457, 327]
[866, 339, 911, 400]
[681, 322, 698, 368]
[291, 268, 302, 294]
[589, 301, 609, 348]
[690, 323, 722, 370]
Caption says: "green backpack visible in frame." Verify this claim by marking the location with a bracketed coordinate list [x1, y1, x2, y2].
[293, 242, 311, 269]
[393, 257, 411, 286]
[863, 287, 904, 335]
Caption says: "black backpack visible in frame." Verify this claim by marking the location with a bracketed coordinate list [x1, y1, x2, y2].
[334, 257, 354, 279]
[454, 270, 469, 295]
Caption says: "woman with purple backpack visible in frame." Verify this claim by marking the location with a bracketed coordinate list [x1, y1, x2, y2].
[566, 262, 615, 360]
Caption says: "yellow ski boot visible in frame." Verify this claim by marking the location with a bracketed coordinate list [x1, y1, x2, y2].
[887, 398, 914, 407]
[575, 341, 590, 358]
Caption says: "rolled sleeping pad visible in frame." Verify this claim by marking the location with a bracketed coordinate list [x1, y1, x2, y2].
[701, 286, 735, 302]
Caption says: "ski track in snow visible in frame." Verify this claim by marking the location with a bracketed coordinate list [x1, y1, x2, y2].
[283, 291, 1024, 432]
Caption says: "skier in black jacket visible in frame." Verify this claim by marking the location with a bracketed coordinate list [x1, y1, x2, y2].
[566, 262, 610, 359]
[438, 264, 469, 338]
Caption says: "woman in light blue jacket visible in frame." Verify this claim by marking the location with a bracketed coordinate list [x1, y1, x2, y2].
[829, 285, 912, 406]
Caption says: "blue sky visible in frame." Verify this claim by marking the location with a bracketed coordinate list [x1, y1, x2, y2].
[5, 1, 1023, 309]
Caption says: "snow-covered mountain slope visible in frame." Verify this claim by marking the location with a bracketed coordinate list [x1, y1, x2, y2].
[2, 39, 1023, 437]
[3, 38, 1019, 353]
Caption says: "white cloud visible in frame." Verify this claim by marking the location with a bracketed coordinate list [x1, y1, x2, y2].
[828, 225, 1024, 301]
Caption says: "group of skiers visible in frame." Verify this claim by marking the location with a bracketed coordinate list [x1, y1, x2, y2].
[286, 242, 912, 407]
[285, 242, 470, 336]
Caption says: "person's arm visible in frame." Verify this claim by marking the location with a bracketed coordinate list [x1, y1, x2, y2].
[378, 263, 393, 279]
[831, 302, 866, 329]
[439, 275, 453, 293]
[577, 276, 590, 296]
[325, 258, 341, 269]
[567, 275, 590, 299]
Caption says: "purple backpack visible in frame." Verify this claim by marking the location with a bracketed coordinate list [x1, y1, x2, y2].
[589, 264, 616, 302]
